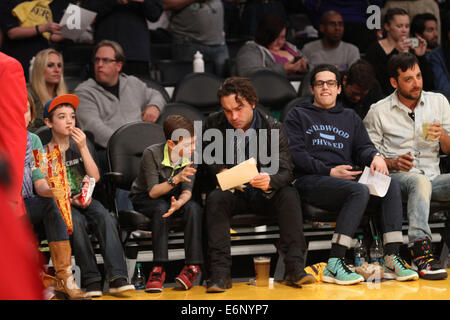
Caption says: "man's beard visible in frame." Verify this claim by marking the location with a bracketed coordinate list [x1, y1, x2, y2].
[399, 87, 422, 100]
[427, 41, 438, 49]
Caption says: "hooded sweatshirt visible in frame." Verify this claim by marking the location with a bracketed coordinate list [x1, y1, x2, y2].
[283, 98, 377, 177]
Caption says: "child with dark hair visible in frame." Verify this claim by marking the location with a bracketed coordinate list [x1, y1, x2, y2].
[23, 92, 88, 300]
[43, 94, 134, 297]
[129, 114, 203, 293]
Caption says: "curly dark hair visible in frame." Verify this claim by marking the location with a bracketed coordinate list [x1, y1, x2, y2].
[217, 77, 258, 106]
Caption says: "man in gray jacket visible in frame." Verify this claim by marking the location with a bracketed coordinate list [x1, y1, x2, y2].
[75, 40, 166, 150]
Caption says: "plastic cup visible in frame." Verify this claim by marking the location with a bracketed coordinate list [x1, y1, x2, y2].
[253, 256, 271, 287]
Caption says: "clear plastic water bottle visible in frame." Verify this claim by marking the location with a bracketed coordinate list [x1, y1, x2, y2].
[354, 235, 368, 267]
[132, 263, 146, 290]
[370, 235, 384, 266]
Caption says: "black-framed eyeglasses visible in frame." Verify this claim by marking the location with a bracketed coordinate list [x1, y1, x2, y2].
[314, 80, 338, 88]
[93, 57, 117, 65]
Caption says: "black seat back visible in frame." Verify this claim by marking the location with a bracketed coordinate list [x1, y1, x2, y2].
[107, 121, 166, 190]
[34, 126, 52, 145]
[157, 102, 206, 125]
[153, 60, 214, 87]
[280, 96, 313, 122]
[172, 72, 223, 114]
[249, 69, 297, 111]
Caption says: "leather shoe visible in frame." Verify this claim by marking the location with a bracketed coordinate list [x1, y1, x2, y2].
[206, 276, 232, 293]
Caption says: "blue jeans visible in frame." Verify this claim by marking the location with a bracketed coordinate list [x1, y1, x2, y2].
[172, 34, 229, 77]
[295, 175, 404, 248]
[24, 196, 68, 242]
[71, 199, 128, 286]
[390, 172, 450, 244]
[131, 193, 204, 265]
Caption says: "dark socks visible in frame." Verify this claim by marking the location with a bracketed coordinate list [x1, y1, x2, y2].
[329, 243, 347, 259]
[384, 242, 401, 256]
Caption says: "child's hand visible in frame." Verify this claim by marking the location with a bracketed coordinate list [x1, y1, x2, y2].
[162, 196, 182, 218]
[71, 127, 87, 149]
[174, 162, 196, 184]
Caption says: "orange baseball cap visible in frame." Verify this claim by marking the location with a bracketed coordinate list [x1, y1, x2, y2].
[43, 94, 79, 119]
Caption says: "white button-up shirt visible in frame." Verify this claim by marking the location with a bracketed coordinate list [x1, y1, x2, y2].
[363, 90, 450, 180]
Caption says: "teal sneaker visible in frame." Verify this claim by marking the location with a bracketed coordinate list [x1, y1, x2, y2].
[383, 254, 419, 281]
[322, 258, 364, 285]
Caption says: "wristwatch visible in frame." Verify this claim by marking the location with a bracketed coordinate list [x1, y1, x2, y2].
[167, 176, 176, 187]
[374, 152, 383, 158]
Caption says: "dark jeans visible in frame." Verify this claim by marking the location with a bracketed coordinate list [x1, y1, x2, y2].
[132, 193, 204, 265]
[24, 196, 69, 242]
[71, 199, 128, 286]
[295, 175, 404, 248]
[205, 186, 307, 277]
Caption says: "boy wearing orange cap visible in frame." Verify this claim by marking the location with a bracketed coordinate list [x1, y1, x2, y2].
[44, 94, 134, 297]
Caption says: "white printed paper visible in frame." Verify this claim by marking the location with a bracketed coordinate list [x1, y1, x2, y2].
[59, 4, 97, 41]
[358, 166, 391, 197]
[216, 158, 259, 191]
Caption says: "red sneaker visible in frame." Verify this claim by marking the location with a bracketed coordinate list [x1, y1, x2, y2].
[145, 266, 166, 293]
[175, 265, 200, 290]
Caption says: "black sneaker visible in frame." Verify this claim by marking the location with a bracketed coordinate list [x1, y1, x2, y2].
[206, 275, 232, 293]
[85, 281, 102, 298]
[109, 278, 135, 295]
[410, 238, 448, 280]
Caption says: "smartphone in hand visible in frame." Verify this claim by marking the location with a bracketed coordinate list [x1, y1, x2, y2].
[349, 165, 362, 172]
[405, 37, 419, 47]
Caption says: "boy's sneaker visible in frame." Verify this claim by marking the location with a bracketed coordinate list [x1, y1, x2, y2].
[410, 238, 448, 280]
[109, 277, 135, 295]
[383, 254, 419, 281]
[322, 258, 364, 285]
[145, 266, 166, 293]
[85, 281, 102, 298]
[175, 265, 200, 290]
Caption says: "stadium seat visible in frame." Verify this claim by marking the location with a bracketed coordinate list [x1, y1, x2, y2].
[280, 96, 312, 122]
[157, 102, 206, 125]
[249, 69, 297, 111]
[34, 126, 52, 145]
[172, 72, 223, 116]
[152, 60, 214, 87]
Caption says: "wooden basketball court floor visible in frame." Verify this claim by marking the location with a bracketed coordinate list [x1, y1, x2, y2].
[94, 270, 450, 300]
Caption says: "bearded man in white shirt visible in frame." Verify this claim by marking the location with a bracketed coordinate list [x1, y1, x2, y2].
[364, 52, 449, 281]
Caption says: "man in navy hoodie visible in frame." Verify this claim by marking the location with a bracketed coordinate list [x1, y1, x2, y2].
[284, 64, 418, 285]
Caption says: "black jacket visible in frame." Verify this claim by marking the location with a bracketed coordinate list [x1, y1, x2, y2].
[83, 0, 163, 62]
[202, 109, 294, 193]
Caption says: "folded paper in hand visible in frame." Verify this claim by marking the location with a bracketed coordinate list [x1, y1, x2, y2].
[216, 158, 259, 191]
[59, 4, 96, 41]
[358, 166, 391, 197]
